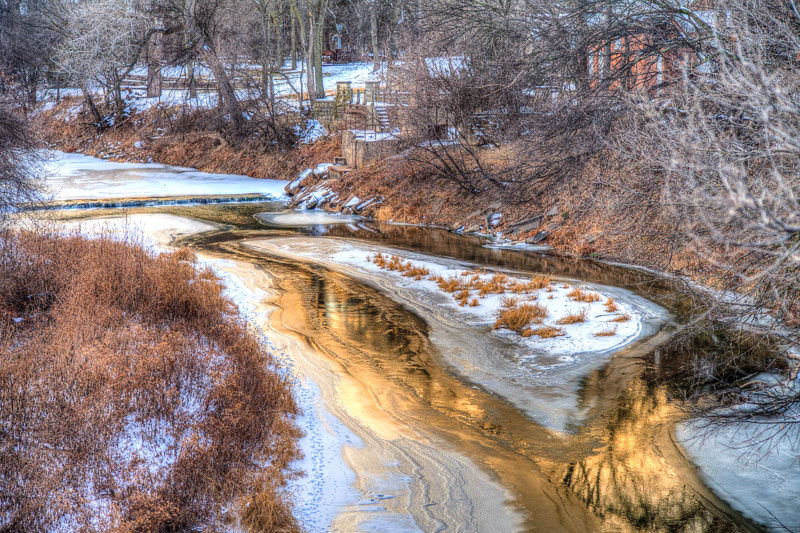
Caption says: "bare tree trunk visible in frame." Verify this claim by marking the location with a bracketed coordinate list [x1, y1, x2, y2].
[291, 8, 297, 70]
[261, 7, 273, 101]
[146, 18, 163, 98]
[313, 3, 325, 99]
[202, 49, 245, 135]
[306, 11, 315, 104]
[81, 86, 104, 126]
[275, 7, 284, 69]
[187, 61, 197, 98]
[371, 0, 379, 72]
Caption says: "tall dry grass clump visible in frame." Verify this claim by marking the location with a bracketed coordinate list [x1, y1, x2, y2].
[556, 308, 589, 325]
[0, 230, 301, 532]
[493, 303, 548, 333]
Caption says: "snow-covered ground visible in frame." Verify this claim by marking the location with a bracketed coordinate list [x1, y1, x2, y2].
[39, 62, 378, 117]
[244, 237, 669, 433]
[39, 150, 288, 201]
[677, 401, 800, 531]
[50, 213, 217, 251]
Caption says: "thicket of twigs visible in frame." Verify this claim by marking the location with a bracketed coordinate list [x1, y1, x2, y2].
[0, 231, 301, 532]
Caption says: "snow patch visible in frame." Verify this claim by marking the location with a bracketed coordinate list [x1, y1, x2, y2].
[297, 119, 328, 144]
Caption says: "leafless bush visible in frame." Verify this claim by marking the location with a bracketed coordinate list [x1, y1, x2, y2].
[625, 0, 800, 439]
[395, 0, 717, 200]
[0, 231, 301, 532]
[0, 107, 41, 219]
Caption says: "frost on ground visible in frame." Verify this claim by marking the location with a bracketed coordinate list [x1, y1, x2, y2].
[676, 401, 800, 531]
[244, 237, 669, 433]
[40, 150, 288, 201]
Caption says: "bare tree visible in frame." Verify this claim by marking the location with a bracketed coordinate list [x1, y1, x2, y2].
[53, 0, 152, 125]
[0, 109, 40, 219]
[625, 0, 800, 441]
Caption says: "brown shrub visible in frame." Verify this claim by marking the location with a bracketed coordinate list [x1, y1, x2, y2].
[509, 279, 546, 294]
[567, 288, 601, 303]
[583, 292, 602, 303]
[435, 275, 465, 293]
[522, 326, 566, 338]
[477, 272, 510, 296]
[455, 289, 471, 306]
[493, 303, 548, 333]
[556, 308, 589, 325]
[595, 326, 618, 337]
[604, 298, 618, 313]
[402, 265, 431, 280]
[0, 230, 300, 532]
[609, 314, 632, 322]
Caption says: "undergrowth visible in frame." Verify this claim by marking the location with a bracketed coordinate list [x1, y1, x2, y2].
[0, 230, 301, 532]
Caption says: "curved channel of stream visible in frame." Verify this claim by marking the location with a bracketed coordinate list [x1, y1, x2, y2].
[49, 197, 765, 532]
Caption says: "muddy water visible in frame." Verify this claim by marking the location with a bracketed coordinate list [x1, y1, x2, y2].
[61, 202, 760, 532]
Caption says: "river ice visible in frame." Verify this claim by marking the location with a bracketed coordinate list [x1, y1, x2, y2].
[677, 403, 800, 531]
[39, 150, 288, 201]
[51, 213, 524, 531]
[244, 237, 669, 433]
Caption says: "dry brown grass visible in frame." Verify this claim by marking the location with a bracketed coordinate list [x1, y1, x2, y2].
[477, 272, 510, 296]
[609, 314, 631, 322]
[455, 289, 471, 306]
[594, 326, 618, 337]
[0, 230, 300, 532]
[369, 252, 430, 280]
[522, 326, 566, 338]
[469, 298, 480, 307]
[34, 98, 341, 183]
[433, 275, 465, 293]
[556, 308, 589, 325]
[403, 265, 431, 280]
[604, 298, 618, 313]
[567, 288, 601, 303]
[507, 275, 551, 294]
[501, 296, 519, 308]
[493, 303, 548, 333]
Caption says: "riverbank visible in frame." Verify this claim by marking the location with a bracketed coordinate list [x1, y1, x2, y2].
[33, 99, 699, 287]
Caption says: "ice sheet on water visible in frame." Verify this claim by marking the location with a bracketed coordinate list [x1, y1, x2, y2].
[40, 150, 288, 201]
